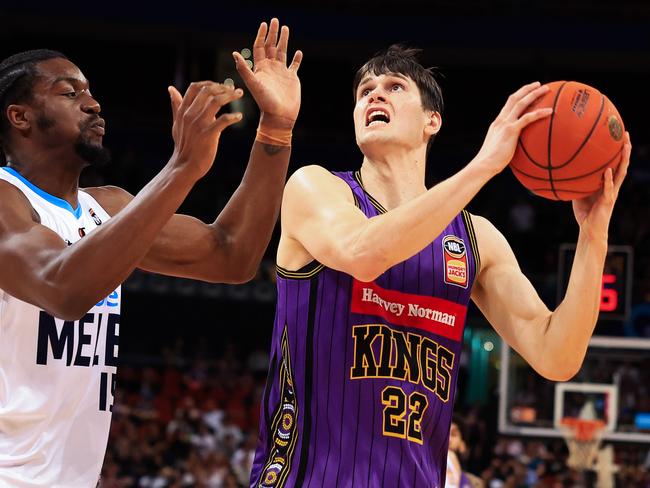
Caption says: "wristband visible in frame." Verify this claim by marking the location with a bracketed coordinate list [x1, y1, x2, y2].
[256, 126, 292, 147]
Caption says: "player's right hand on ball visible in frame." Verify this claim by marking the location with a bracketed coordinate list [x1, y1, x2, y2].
[167, 81, 243, 179]
[474, 81, 553, 176]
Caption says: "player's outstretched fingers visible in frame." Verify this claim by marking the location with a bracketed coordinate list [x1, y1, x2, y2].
[514, 107, 553, 131]
[252, 22, 268, 64]
[196, 85, 243, 125]
[179, 81, 213, 117]
[168, 86, 183, 125]
[276, 25, 289, 64]
[265, 18, 280, 59]
[182, 84, 229, 125]
[613, 132, 631, 192]
[289, 50, 303, 73]
[510, 84, 550, 120]
[233, 51, 256, 87]
[499, 81, 541, 118]
[182, 85, 213, 123]
[602, 168, 615, 204]
[210, 112, 243, 133]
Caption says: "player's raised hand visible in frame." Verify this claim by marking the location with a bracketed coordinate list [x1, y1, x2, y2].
[233, 18, 303, 130]
[167, 81, 243, 179]
[572, 131, 631, 238]
[474, 82, 553, 176]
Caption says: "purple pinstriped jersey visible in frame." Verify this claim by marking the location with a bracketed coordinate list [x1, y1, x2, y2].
[251, 171, 480, 488]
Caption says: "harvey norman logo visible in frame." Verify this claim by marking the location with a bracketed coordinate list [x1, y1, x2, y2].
[360, 287, 456, 327]
[351, 280, 467, 341]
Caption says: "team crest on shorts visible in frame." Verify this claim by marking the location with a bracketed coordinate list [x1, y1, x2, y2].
[442, 235, 468, 288]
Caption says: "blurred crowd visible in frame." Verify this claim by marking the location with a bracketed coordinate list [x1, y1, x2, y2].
[100, 345, 650, 488]
[100, 343, 267, 488]
[471, 436, 650, 488]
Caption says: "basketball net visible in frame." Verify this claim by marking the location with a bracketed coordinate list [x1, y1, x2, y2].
[559, 401, 605, 472]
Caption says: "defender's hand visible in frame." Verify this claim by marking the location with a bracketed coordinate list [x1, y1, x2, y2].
[233, 18, 303, 130]
[168, 81, 243, 179]
[572, 132, 631, 240]
[474, 82, 553, 176]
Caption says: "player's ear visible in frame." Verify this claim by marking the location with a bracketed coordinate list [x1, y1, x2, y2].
[6, 104, 32, 132]
[424, 110, 442, 137]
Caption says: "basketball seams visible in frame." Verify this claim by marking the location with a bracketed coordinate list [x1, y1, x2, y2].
[547, 81, 567, 200]
[529, 187, 601, 200]
[550, 93, 606, 170]
[517, 138, 546, 169]
[511, 145, 623, 182]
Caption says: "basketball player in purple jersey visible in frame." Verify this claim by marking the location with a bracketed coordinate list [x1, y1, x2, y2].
[251, 46, 631, 488]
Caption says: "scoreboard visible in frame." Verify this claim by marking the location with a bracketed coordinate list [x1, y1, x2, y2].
[557, 244, 633, 322]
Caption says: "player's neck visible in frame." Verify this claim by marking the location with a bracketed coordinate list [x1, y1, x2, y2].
[360, 152, 426, 210]
[5, 148, 83, 207]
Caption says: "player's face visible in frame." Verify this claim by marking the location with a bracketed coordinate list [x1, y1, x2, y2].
[353, 72, 439, 155]
[28, 58, 107, 164]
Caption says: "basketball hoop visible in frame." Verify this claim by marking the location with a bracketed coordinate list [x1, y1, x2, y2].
[559, 417, 606, 471]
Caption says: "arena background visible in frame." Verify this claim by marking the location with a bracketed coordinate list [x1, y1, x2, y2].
[2, 1, 649, 486]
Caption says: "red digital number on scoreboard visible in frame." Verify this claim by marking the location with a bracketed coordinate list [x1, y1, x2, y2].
[559, 245, 631, 320]
[600, 273, 618, 312]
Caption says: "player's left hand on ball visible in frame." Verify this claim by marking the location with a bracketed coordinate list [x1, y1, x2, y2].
[232, 18, 303, 130]
[572, 131, 631, 237]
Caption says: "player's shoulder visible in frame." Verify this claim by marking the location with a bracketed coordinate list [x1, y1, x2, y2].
[82, 185, 133, 216]
[0, 179, 39, 223]
[463, 212, 493, 235]
[285, 165, 353, 201]
[286, 164, 337, 186]
[464, 212, 516, 270]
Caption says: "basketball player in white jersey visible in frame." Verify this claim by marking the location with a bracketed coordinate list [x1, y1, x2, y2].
[0, 19, 300, 487]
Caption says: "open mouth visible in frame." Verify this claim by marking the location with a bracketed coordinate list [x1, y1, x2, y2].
[366, 108, 390, 127]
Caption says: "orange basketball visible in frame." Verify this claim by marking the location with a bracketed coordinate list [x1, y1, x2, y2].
[509, 81, 625, 201]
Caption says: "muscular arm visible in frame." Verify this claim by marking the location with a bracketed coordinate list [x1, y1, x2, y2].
[281, 164, 493, 281]
[471, 134, 630, 381]
[86, 18, 303, 283]
[0, 166, 198, 320]
[87, 140, 290, 283]
[470, 215, 606, 381]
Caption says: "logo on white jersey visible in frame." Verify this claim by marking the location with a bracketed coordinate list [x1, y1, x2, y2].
[89, 207, 103, 226]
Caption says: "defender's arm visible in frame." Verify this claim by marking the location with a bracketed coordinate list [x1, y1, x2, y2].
[86, 140, 291, 284]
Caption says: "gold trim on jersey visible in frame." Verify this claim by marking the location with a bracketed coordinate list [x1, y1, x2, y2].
[354, 171, 388, 214]
[258, 326, 299, 488]
[352, 191, 360, 209]
[276, 261, 325, 280]
[461, 210, 481, 275]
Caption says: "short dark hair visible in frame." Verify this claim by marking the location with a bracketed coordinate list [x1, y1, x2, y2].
[353, 45, 444, 152]
[0, 49, 67, 163]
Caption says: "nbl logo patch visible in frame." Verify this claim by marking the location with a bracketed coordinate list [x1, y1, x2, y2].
[442, 235, 468, 289]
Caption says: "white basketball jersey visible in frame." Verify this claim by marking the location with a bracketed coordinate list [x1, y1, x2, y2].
[0, 166, 121, 487]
